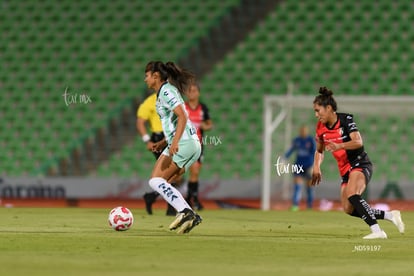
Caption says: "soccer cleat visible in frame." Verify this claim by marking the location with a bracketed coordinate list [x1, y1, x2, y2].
[177, 213, 202, 234]
[363, 230, 387, 240]
[290, 206, 299, 212]
[169, 208, 195, 230]
[390, 210, 405, 234]
[169, 208, 201, 234]
[143, 192, 157, 215]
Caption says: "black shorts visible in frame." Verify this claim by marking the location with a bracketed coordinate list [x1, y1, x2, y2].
[341, 152, 373, 186]
[151, 132, 165, 160]
[293, 166, 312, 180]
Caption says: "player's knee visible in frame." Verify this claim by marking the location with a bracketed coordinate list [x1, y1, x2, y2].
[190, 172, 199, 180]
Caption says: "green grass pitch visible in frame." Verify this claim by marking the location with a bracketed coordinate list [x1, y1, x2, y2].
[0, 208, 412, 276]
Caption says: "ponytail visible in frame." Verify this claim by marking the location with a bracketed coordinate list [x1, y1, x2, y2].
[313, 86, 337, 111]
[165, 61, 195, 94]
[145, 61, 195, 94]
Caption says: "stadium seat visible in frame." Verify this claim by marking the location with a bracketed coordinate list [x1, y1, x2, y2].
[3, 0, 414, 183]
[186, 0, 414, 180]
[0, 0, 242, 177]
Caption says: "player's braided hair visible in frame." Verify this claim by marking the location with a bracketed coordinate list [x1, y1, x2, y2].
[145, 61, 195, 94]
[313, 86, 337, 111]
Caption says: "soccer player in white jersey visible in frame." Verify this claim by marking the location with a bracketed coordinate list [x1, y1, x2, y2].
[144, 61, 202, 234]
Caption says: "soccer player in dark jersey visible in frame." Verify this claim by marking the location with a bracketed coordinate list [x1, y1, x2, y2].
[284, 125, 316, 211]
[184, 83, 213, 210]
[311, 87, 405, 239]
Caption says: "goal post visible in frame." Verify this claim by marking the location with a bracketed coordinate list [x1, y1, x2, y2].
[262, 94, 414, 211]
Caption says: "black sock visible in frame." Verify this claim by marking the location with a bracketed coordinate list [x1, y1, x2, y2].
[348, 194, 378, 226]
[351, 208, 385, 219]
[147, 191, 159, 198]
[188, 181, 199, 198]
[372, 209, 385, 219]
[350, 209, 360, 218]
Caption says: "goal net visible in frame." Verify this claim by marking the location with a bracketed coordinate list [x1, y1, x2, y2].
[262, 91, 414, 210]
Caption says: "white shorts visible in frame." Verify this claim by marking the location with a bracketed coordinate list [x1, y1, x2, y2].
[162, 139, 201, 171]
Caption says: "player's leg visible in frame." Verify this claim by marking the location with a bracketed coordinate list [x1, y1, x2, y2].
[187, 161, 203, 210]
[149, 156, 196, 233]
[305, 183, 314, 209]
[165, 174, 184, 216]
[342, 170, 386, 239]
[143, 149, 163, 215]
[344, 169, 405, 234]
[150, 140, 202, 233]
[291, 175, 302, 211]
[169, 140, 202, 233]
[303, 168, 314, 209]
[367, 205, 405, 233]
[149, 154, 191, 212]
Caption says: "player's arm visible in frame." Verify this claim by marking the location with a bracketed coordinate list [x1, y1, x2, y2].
[325, 131, 363, 152]
[200, 119, 213, 131]
[136, 117, 149, 140]
[311, 140, 324, 186]
[137, 117, 155, 151]
[151, 138, 167, 153]
[136, 99, 151, 139]
[284, 140, 295, 159]
[200, 104, 213, 131]
[136, 99, 154, 150]
[326, 114, 363, 152]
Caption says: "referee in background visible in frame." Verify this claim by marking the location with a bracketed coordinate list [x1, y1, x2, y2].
[136, 91, 176, 216]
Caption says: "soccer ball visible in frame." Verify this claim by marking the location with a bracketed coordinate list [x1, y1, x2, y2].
[108, 206, 134, 231]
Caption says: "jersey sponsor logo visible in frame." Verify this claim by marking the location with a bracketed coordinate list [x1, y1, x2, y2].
[348, 122, 357, 131]
[168, 98, 178, 106]
[189, 126, 196, 136]
[323, 133, 348, 144]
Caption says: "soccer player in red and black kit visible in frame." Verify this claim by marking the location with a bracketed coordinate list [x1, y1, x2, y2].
[311, 87, 405, 239]
[184, 83, 213, 210]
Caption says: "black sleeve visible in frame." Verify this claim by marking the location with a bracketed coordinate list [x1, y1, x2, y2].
[201, 103, 211, 121]
[344, 113, 359, 133]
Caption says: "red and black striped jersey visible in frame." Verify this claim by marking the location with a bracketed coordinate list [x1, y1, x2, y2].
[185, 102, 210, 141]
[315, 113, 365, 176]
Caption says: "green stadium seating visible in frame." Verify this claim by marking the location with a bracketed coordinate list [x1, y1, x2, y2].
[2, 0, 413, 184]
[195, 0, 414, 180]
[0, 0, 241, 176]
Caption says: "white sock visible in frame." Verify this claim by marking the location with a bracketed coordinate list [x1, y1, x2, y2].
[370, 223, 381, 233]
[149, 177, 191, 212]
[384, 211, 393, 221]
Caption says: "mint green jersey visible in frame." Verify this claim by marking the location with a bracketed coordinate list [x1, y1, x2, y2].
[156, 82, 199, 145]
